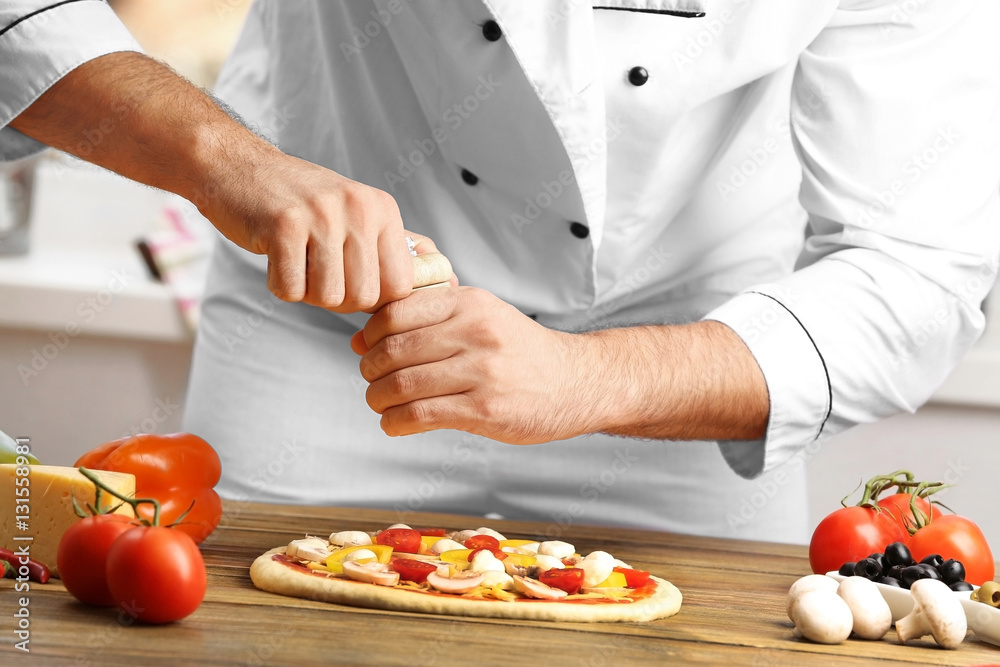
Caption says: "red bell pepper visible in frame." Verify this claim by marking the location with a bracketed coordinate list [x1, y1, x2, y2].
[75, 433, 222, 544]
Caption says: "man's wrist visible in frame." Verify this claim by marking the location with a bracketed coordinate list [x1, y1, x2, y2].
[565, 321, 769, 442]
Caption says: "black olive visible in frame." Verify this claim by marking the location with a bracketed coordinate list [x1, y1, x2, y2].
[877, 576, 903, 587]
[854, 558, 882, 580]
[884, 542, 914, 567]
[838, 561, 857, 577]
[950, 581, 974, 592]
[916, 563, 942, 580]
[920, 554, 944, 568]
[936, 559, 966, 585]
[901, 565, 931, 588]
[887, 564, 907, 581]
[867, 552, 889, 573]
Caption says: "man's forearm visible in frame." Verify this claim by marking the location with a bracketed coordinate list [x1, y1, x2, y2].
[10, 51, 275, 212]
[578, 320, 769, 441]
[10, 51, 415, 311]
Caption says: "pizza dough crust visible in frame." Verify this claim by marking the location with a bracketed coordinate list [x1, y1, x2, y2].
[250, 548, 682, 623]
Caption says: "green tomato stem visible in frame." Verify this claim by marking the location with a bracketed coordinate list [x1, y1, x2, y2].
[78, 466, 162, 526]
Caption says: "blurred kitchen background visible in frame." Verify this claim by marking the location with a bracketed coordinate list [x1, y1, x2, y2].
[1, 0, 998, 547]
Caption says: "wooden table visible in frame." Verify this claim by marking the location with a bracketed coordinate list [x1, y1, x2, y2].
[4, 501, 1000, 666]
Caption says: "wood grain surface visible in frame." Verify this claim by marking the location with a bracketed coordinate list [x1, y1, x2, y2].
[3, 501, 999, 666]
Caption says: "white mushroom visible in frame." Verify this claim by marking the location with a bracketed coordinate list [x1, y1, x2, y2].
[531, 554, 566, 572]
[470, 549, 506, 574]
[516, 541, 540, 554]
[451, 530, 479, 544]
[786, 574, 840, 619]
[475, 527, 506, 541]
[837, 576, 892, 640]
[788, 589, 853, 644]
[342, 549, 378, 563]
[341, 561, 399, 587]
[481, 571, 515, 590]
[430, 538, 466, 555]
[426, 571, 485, 595]
[612, 558, 631, 569]
[579, 551, 615, 588]
[387, 523, 411, 530]
[895, 578, 967, 649]
[330, 530, 373, 548]
[537, 540, 575, 559]
[512, 575, 568, 601]
[285, 537, 331, 562]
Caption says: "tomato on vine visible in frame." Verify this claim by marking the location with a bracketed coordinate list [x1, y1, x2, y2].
[809, 505, 906, 575]
[58, 514, 137, 606]
[64, 468, 208, 623]
[909, 514, 994, 585]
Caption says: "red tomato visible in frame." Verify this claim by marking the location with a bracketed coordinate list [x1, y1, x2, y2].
[57, 514, 137, 606]
[467, 547, 507, 562]
[539, 568, 584, 594]
[613, 566, 651, 589]
[909, 515, 995, 585]
[75, 433, 222, 544]
[375, 528, 422, 554]
[390, 557, 437, 583]
[105, 526, 206, 624]
[876, 493, 942, 531]
[463, 535, 500, 551]
[809, 506, 907, 575]
[417, 528, 447, 537]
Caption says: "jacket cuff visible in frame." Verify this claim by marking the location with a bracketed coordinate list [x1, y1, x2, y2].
[703, 289, 831, 479]
[0, 0, 142, 160]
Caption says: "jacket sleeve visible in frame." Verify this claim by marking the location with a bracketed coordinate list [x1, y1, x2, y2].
[704, 0, 1000, 478]
[0, 0, 141, 160]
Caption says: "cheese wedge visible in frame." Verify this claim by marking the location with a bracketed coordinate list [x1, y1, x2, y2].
[0, 465, 136, 577]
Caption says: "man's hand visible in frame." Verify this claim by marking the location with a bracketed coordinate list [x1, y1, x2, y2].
[352, 287, 771, 443]
[201, 153, 412, 311]
[11, 52, 412, 312]
[352, 287, 595, 443]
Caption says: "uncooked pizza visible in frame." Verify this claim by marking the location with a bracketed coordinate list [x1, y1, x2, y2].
[250, 523, 682, 622]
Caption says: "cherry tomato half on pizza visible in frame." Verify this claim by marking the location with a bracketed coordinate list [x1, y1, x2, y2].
[376, 528, 422, 553]
[390, 557, 438, 584]
[540, 568, 585, 595]
[463, 535, 500, 550]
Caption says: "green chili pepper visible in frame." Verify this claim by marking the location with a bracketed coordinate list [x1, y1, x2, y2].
[0, 428, 40, 465]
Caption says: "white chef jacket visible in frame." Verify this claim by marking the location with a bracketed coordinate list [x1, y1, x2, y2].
[3, 0, 999, 541]
[210, 0, 1000, 477]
